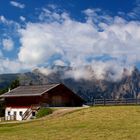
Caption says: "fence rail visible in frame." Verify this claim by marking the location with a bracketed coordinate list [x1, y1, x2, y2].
[87, 98, 140, 106]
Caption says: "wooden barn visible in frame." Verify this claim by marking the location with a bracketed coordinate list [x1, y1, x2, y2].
[0, 84, 84, 121]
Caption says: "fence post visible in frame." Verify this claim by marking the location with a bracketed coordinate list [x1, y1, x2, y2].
[136, 97, 138, 105]
[93, 99, 95, 106]
[92, 98, 94, 106]
[104, 98, 106, 106]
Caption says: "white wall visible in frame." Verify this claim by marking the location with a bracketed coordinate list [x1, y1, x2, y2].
[5, 107, 28, 121]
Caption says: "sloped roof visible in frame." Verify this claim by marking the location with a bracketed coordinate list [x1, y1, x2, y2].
[0, 84, 60, 97]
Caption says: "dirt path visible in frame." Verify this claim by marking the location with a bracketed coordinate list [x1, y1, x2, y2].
[42, 106, 88, 119]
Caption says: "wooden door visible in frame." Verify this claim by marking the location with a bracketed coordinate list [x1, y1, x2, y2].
[52, 96, 63, 106]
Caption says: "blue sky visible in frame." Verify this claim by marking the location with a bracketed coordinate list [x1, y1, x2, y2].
[0, 0, 140, 79]
[0, 0, 137, 22]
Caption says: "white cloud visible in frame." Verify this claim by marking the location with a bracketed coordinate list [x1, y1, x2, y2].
[48, 4, 57, 10]
[18, 22, 63, 65]
[37, 67, 55, 76]
[62, 60, 133, 81]
[0, 15, 7, 23]
[0, 15, 20, 29]
[128, 1, 140, 19]
[53, 60, 66, 66]
[10, 1, 25, 9]
[17, 8, 140, 80]
[2, 38, 14, 51]
[64, 66, 94, 81]
[18, 11, 96, 66]
[0, 58, 34, 74]
[38, 8, 69, 22]
[83, 8, 113, 25]
[20, 16, 26, 21]
[83, 8, 101, 17]
[19, 11, 139, 64]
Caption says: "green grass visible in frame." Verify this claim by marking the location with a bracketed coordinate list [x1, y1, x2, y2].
[36, 108, 53, 118]
[0, 106, 140, 140]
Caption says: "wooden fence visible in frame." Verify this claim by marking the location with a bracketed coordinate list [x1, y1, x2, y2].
[0, 117, 5, 122]
[87, 98, 140, 106]
[0, 115, 16, 121]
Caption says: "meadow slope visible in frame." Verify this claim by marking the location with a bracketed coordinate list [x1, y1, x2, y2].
[0, 106, 140, 140]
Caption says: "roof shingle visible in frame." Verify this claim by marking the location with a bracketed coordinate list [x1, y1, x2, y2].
[0, 84, 60, 97]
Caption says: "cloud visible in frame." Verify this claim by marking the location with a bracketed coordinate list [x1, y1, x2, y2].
[38, 8, 69, 22]
[37, 67, 55, 76]
[2, 38, 14, 51]
[17, 8, 140, 80]
[0, 16, 20, 52]
[53, 60, 66, 66]
[64, 66, 94, 81]
[124, 0, 140, 20]
[0, 7, 139, 79]
[0, 15, 15, 25]
[0, 58, 34, 74]
[83, 8, 113, 25]
[10, 1, 25, 9]
[20, 16, 26, 21]
[47, 4, 57, 10]
[0, 15, 8, 23]
[0, 15, 20, 29]
[18, 22, 63, 65]
[0, 16, 28, 74]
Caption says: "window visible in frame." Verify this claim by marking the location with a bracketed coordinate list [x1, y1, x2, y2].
[19, 111, 23, 116]
[14, 111, 16, 116]
[32, 112, 36, 116]
[8, 111, 10, 116]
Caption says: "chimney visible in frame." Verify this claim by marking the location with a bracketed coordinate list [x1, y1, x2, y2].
[8, 88, 11, 92]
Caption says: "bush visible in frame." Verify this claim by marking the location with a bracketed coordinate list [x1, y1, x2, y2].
[36, 108, 53, 118]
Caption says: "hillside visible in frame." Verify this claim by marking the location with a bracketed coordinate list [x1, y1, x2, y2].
[0, 106, 140, 140]
[0, 73, 19, 89]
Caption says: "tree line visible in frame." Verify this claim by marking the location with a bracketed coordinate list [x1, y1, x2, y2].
[0, 79, 20, 95]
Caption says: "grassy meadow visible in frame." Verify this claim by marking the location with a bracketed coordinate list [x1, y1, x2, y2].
[0, 106, 140, 140]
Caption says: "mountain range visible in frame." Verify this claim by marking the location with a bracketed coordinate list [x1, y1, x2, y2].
[0, 66, 140, 102]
